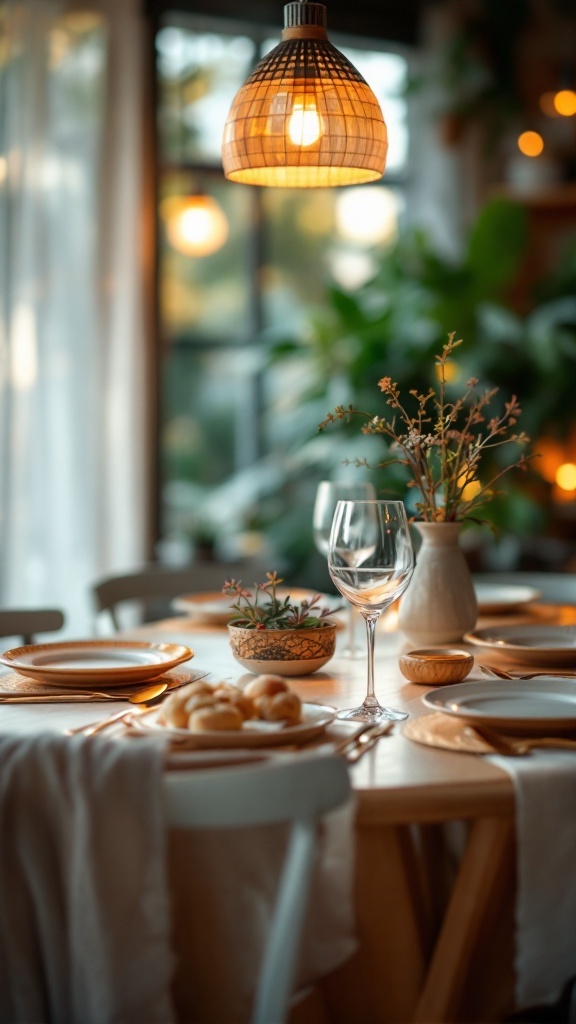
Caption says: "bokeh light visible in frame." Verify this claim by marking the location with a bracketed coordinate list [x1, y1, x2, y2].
[556, 463, 576, 491]
[518, 131, 544, 157]
[553, 90, 576, 117]
[161, 195, 229, 257]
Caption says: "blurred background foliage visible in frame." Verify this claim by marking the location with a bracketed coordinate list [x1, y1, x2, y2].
[173, 196, 576, 586]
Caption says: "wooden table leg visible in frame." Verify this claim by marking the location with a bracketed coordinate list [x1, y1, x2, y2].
[413, 815, 515, 1024]
[321, 823, 431, 1023]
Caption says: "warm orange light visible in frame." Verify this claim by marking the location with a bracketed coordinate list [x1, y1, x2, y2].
[459, 478, 482, 502]
[161, 195, 228, 257]
[287, 97, 322, 147]
[536, 437, 565, 483]
[435, 359, 460, 383]
[518, 131, 544, 157]
[540, 91, 561, 118]
[556, 462, 576, 491]
[553, 90, 576, 117]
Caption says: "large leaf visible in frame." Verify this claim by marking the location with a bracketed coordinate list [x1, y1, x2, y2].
[466, 199, 527, 293]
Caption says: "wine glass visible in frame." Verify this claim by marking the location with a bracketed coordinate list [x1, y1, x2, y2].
[313, 481, 376, 657]
[328, 500, 414, 722]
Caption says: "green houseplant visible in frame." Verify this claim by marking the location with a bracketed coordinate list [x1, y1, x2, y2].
[223, 572, 339, 675]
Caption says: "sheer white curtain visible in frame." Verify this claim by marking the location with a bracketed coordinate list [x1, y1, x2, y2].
[0, 0, 150, 634]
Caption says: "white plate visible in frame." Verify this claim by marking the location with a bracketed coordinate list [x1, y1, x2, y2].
[423, 678, 576, 734]
[464, 624, 576, 666]
[172, 589, 341, 626]
[474, 583, 541, 615]
[130, 702, 335, 748]
[0, 641, 193, 688]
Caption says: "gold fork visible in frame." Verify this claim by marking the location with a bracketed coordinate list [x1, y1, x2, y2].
[64, 685, 168, 736]
[480, 665, 576, 681]
[466, 723, 576, 756]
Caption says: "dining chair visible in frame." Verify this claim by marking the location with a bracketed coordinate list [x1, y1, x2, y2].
[91, 561, 265, 631]
[164, 755, 351, 1024]
[0, 608, 65, 646]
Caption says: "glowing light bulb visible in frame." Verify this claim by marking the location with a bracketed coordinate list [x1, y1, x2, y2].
[518, 131, 544, 157]
[161, 195, 228, 257]
[556, 463, 576, 491]
[553, 90, 576, 117]
[288, 99, 321, 147]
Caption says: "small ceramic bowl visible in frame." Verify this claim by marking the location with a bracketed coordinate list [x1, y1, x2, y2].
[399, 648, 474, 686]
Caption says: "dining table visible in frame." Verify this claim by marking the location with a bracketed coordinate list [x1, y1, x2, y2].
[120, 606, 521, 1024]
[2, 596, 576, 1023]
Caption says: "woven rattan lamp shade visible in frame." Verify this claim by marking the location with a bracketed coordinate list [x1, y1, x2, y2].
[221, 1, 388, 187]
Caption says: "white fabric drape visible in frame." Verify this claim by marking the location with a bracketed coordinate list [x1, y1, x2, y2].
[0, 0, 149, 635]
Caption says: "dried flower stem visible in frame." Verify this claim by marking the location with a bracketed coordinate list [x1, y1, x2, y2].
[319, 333, 535, 523]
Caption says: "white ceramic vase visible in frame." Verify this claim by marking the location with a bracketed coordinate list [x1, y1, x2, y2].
[398, 522, 478, 646]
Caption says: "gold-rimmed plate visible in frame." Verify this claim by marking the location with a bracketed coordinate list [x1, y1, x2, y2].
[0, 641, 193, 688]
[172, 591, 236, 625]
[130, 702, 335, 749]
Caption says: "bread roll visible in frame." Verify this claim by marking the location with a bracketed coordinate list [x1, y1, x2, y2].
[214, 687, 255, 721]
[244, 674, 288, 699]
[162, 680, 216, 727]
[187, 682, 215, 699]
[188, 702, 244, 733]
[257, 690, 302, 725]
[183, 693, 218, 715]
[162, 689, 192, 728]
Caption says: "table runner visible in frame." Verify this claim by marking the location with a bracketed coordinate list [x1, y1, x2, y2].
[0, 732, 174, 1024]
[489, 750, 576, 1010]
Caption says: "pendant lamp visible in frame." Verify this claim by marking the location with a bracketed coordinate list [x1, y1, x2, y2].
[221, 0, 388, 188]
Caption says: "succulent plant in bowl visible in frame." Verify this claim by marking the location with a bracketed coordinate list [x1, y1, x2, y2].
[223, 572, 339, 676]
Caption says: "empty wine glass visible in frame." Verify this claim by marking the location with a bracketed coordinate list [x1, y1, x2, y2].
[328, 500, 415, 722]
[313, 481, 376, 657]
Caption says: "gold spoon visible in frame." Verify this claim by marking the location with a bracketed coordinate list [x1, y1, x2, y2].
[64, 682, 168, 736]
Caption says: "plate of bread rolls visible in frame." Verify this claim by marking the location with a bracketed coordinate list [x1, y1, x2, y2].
[131, 673, 335, 748]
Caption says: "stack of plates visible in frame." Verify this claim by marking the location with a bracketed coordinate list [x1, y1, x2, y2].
[0, 640, 193, 689]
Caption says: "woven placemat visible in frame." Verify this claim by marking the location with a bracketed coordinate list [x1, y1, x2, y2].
[0, 666, 205, 700]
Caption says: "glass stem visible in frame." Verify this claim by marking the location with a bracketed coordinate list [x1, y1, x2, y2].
[363, 612, 380, 709]
[347, 603, 356, 655]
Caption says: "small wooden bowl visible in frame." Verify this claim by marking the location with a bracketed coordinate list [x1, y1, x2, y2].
[399, 648, 474, 686]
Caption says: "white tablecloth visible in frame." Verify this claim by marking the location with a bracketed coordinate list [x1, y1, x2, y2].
[490, 751, 576, 1009]
[0, 700, 358, 1023]
[0, 731, 173, 1024]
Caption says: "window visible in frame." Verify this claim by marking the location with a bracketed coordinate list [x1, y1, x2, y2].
[155, 18, 410, 566]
